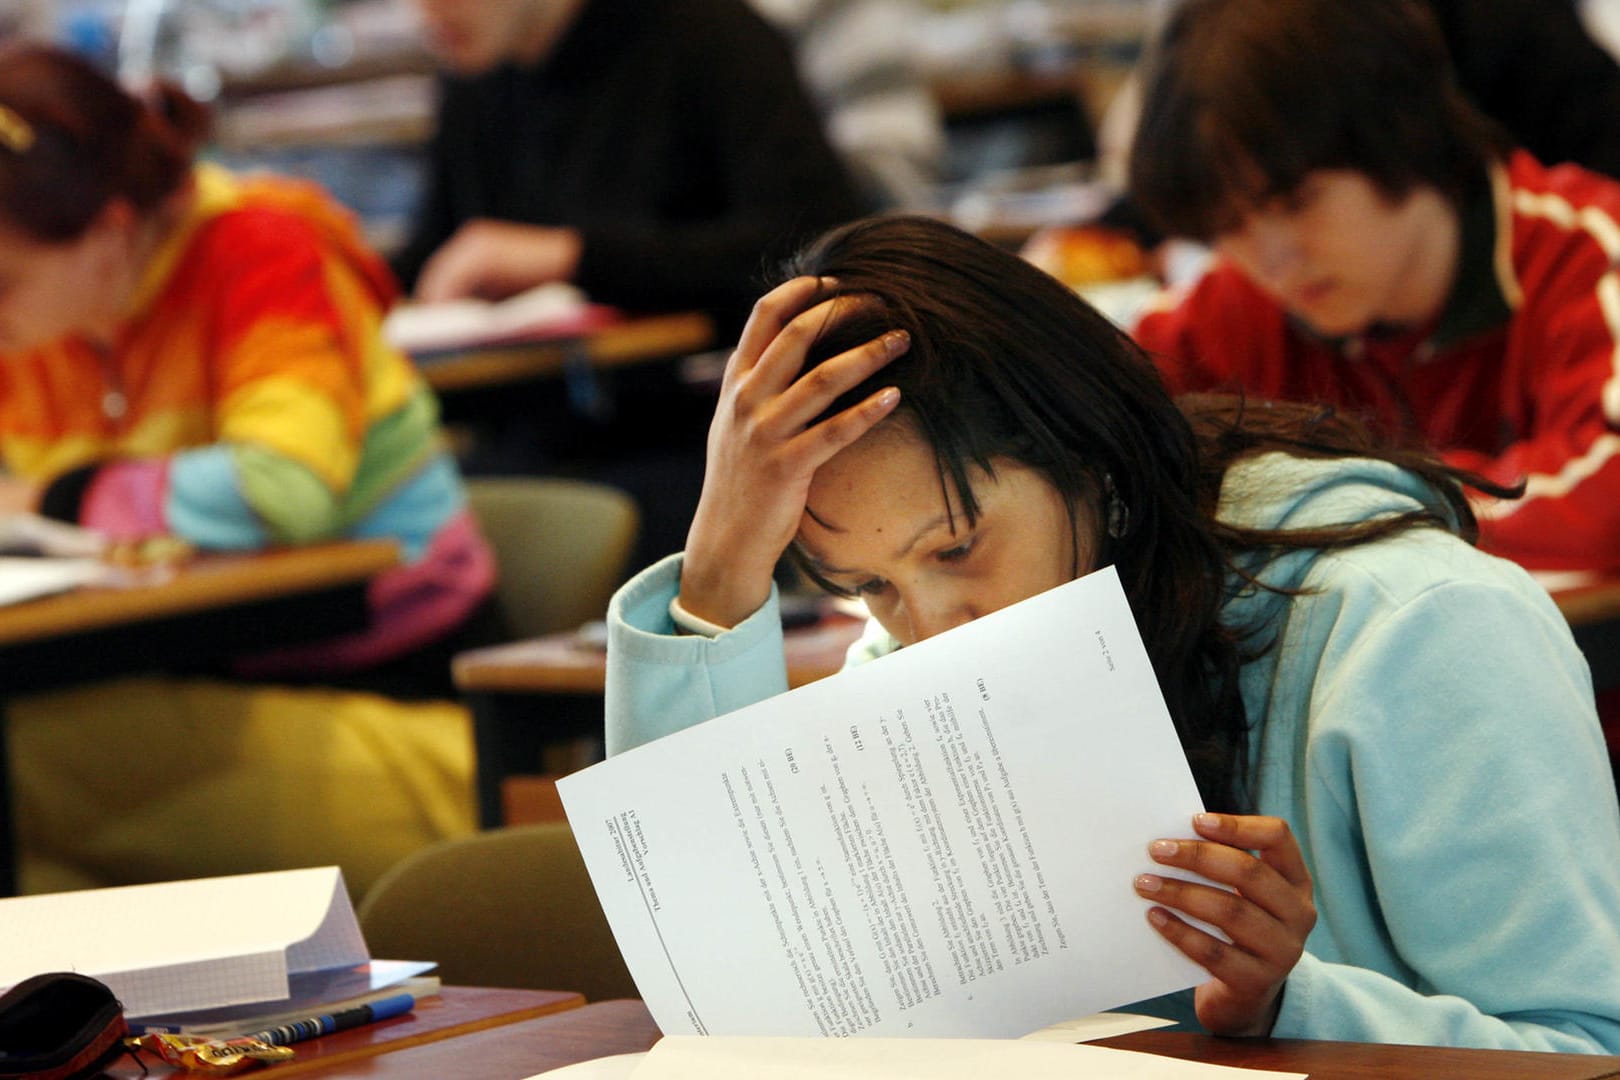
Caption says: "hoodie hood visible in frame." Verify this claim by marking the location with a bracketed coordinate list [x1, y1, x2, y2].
[1215, 452, 1465, 637]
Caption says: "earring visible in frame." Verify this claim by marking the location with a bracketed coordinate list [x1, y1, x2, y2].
[1104, 473, 1130, 540]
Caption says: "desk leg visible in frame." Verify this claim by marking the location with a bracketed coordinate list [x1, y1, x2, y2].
[469, 692, 605, 830]
[1574, 619, 1620, 694]
[0, 705, 14, 896]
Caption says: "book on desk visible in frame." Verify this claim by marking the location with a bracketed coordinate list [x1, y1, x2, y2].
[383, 282, 622, 356]
[0, 866, 435, 1034]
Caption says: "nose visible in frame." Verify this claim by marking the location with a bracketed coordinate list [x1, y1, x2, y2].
[896, 586, 974, 645]
[1231, 216, 1301, 288]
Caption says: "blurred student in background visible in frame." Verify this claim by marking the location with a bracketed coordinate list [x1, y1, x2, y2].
[1129, 0, 1620, 576]
[1100, 0, 1620, 193]
[397, 0, 867, 574]
[749, 0, 947, 210]
[0, 44, 491, 895]
[1420, 0, 1620, 182]
[396, 0, 862, 328]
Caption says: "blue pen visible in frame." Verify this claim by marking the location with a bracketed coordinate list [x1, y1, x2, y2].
[243, 992, 416, 1047]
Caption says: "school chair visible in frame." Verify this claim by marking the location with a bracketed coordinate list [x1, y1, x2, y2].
[463, 476, 640, 640]
[460, 477, 640, 827]
[357, 822, 638, 1001]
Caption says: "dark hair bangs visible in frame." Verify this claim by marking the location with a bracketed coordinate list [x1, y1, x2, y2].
[783, 218, 1157, 530]
[1131, 0, 1502, 239]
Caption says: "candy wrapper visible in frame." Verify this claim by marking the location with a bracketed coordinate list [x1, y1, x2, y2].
[127, 1032, 294, 1075]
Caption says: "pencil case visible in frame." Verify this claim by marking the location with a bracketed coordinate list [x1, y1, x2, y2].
[0, 971, 130, 1080]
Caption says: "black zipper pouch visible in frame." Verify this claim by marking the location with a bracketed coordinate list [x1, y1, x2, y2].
[0, 973, 130, 1080]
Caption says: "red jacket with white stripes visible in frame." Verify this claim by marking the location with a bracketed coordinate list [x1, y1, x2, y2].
[1134, 151, 1620, 572]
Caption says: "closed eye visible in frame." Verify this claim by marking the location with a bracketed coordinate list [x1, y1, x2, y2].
[935, 538, 975, 564]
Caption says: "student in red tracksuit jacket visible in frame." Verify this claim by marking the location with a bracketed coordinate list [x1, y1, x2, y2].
[1128, 0, 1620, 576]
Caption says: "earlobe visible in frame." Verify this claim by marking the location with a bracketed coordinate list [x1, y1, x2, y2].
[85, 198, 138, 246]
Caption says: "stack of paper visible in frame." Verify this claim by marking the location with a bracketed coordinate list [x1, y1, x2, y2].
[0, 866, 432, 1029]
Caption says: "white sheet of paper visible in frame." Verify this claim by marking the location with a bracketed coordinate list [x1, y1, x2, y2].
[1020, 1011, 1179, 1043]
[559, 566, 1207, 1039]
[0, 866, 368, 1017]
[0, 512, 107, 557]
[0, 555, 108, 606]
[629, 1036, 1305, 1080]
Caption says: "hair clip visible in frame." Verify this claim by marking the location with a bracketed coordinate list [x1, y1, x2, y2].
[0, 105, 34, 154]
[1103, 472, 1131, 540]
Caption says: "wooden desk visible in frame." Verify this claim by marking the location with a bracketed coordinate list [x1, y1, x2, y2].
[452, 613, 866, 828]
[294, 997, 1620, 1080]
[106, 987, 584, 1078]
[414, 312, 716, 395]
[453, 612, 865, 696]
[0, 540, 400, 895]
[279, 997, 662, 1078]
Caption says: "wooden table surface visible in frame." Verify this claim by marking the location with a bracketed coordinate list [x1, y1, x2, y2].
[283, 996, 661, 1078]
[453, 611, 866, 696]
[272, 996, 1620, 1080]
[414, 311, 715, 394]
[0, 540, 401, 895]
[108, 987, 584, 1078]
[0, 539, 399, 647]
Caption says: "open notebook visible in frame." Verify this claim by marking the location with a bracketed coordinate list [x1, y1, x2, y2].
[383, 282, 621, 355]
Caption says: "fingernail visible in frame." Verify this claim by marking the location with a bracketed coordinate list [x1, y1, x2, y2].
[1195, 813, 1221, 830]
[885, 329, 910, 354]
[1134, 873, 1162, 894]
[876, 387, 901, 409]
[1147, 907, 1171, 929]
[1149, 839, 1178, 859]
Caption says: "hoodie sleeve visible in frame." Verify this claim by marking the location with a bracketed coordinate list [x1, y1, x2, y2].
[605, 553, 793, 755]
[1269, 560, 1620, 1052]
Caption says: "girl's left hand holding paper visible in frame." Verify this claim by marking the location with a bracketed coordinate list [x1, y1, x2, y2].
[1135, 812, 1317, 1037]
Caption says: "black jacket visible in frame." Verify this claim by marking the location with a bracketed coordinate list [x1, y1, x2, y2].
[393, 0, 863, 327]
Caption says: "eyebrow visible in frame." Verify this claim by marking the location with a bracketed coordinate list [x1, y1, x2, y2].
[799, 506, 957, 577]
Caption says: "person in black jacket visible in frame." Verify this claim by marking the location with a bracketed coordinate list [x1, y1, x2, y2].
[397, 0, 863, 330]
[1419, 0, 1620, 182]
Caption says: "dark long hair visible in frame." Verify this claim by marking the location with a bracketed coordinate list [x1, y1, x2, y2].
[1129, 0, 1510, 241]
[784, 215, 1508, 812]
[0, 44, 209, 243]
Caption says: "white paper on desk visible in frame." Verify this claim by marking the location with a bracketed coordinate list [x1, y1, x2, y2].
[0, 555, 110, 605]
[0, 512, 107, 557]
[633, 1036, 1305, 1079]
[559, 565, 1207, 1039]
[1020, 1010, 1178, 1043]
[384, 282, 613, 354]
[0, 866, 368, 1018]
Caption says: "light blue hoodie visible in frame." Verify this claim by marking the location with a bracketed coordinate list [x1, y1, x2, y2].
[604, 453, 1620, 1052]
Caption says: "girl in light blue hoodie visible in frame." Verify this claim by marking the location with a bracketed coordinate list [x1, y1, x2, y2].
[605, 215, 1620, 1052]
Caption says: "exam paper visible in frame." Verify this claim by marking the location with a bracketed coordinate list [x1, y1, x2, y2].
[626, 1037, 1306, 1080]
[559, 566, 1207, 1038]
